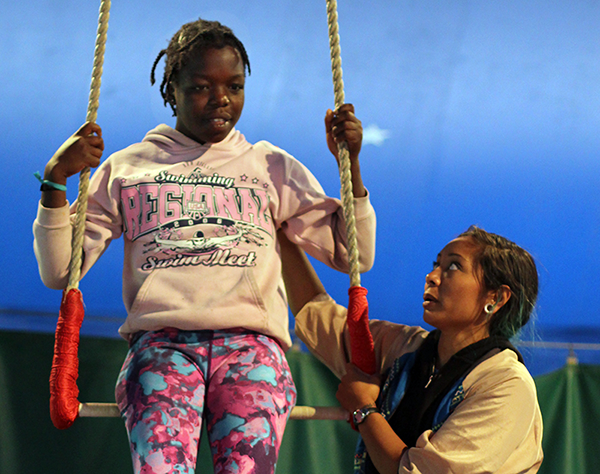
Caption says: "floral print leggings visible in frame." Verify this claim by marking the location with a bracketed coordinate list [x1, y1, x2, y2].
[115, 328, 297, 474]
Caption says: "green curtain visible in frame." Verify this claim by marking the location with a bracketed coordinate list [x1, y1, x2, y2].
[0, 331, 132, 474]
[0, 330, 356, 474]
[2, 329, 599, 473]
[535, 362, 600, 474]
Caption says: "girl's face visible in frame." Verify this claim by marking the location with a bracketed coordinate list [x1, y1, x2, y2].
[422, 237, 493, 337]
[172, 46, 245, 144]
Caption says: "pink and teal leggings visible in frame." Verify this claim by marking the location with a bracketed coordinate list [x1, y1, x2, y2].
[115, 328, 297, 474]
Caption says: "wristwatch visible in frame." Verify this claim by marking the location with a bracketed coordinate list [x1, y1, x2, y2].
[352, 405, 378, 426]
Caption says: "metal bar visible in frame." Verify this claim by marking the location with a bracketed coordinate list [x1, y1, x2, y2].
[79, 403, 349, 421]
[516, 341, 600, 351]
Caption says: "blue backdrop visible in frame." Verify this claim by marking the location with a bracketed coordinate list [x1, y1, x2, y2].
[2, 1, 599, 373]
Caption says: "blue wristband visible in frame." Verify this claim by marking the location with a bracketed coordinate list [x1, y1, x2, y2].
[34, 171, 67, 192]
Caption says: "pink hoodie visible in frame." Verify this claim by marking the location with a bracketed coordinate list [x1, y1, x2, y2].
[34, 125, 376, 349]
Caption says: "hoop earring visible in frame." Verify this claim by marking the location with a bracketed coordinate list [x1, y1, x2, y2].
[484, 303, 495, 315]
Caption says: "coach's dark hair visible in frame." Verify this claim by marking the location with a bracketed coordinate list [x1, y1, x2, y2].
[150, 18, 250, 116]
[459, 226, 538, 339]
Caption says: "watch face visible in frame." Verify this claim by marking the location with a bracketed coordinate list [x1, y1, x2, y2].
[353, 411, 365, 425]
[353, 406, 376, 425]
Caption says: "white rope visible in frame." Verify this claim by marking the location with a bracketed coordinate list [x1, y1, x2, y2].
[67, 0, 111, 290]
[79, 403, 349, 421]
[325, 0, 361, 288]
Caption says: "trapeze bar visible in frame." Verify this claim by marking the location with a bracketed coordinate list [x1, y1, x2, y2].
[78, 403, 349, 421]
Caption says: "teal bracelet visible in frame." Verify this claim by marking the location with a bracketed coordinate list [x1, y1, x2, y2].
[34, 171, 67, 192]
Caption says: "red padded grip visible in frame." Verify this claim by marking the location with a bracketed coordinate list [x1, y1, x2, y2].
[346, 286, 376, 375]
[49, 288, 84, 429]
